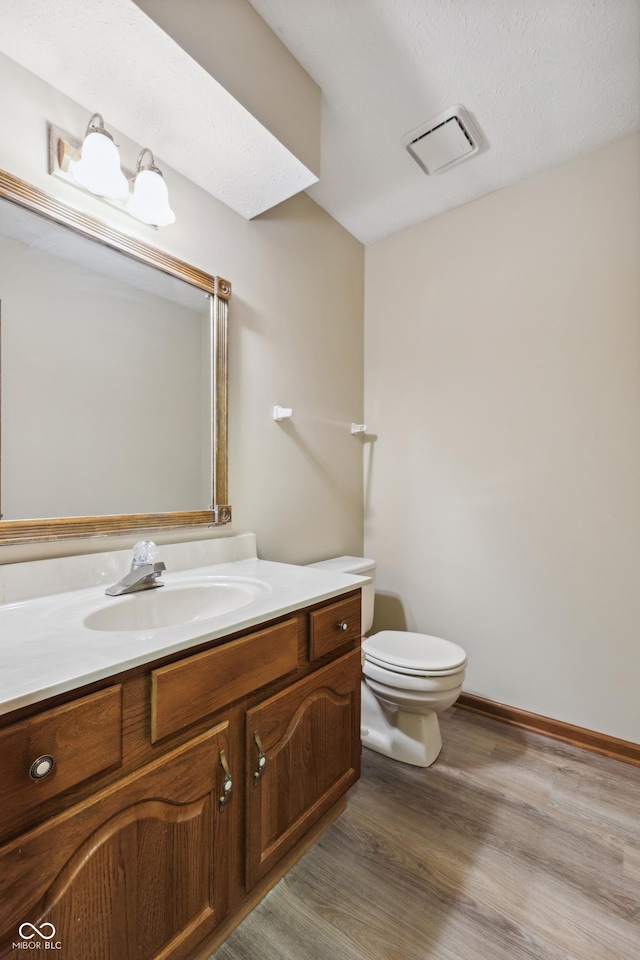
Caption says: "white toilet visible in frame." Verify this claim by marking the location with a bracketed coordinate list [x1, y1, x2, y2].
[308, 557, 467, 767]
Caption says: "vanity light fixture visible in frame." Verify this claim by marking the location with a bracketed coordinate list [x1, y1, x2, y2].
[49, 116, 175, 228]
[68, 113, 129, 199]
[127, 148, 175, 226]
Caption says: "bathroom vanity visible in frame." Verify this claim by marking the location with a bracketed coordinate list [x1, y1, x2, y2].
[0, 168, 365, 957]
[0, 536, 365, 959]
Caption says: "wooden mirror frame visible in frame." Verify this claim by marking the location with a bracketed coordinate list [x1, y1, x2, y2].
[0, 169, 231, 545]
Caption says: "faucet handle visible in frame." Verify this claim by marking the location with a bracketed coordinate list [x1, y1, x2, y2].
[132, 539, 159, 568]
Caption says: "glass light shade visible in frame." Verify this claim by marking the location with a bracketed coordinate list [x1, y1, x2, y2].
[69, 130, 129, 199]
[127, 169, 175, 226]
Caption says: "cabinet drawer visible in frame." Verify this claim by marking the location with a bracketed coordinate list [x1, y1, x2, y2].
[0, 685, 122, 825]
[309, 594, 361, 661]
[151, 618, 299, 742]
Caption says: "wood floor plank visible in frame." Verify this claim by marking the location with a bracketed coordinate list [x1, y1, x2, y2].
[210, 709, 640, 960]
[623, 843, 640, 883]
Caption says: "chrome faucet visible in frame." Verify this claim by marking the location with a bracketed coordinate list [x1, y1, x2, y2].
[105, 540, 166, 596]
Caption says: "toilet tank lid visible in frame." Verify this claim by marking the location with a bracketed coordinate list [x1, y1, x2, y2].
[306, 556, 376, 575]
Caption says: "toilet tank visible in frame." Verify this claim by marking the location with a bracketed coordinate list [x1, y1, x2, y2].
[306, 556, 376, 635]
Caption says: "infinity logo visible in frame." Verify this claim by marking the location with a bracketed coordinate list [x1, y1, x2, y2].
[18, 922, 56, 940]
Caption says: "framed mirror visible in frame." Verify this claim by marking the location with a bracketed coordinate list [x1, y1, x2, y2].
[0, 169, 231, 545]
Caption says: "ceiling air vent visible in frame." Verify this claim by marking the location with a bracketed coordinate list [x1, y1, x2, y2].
[404, 105, 481, 175]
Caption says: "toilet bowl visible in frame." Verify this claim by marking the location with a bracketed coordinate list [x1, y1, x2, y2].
[307, 556, 467, 767]
[362, 630, 466, 766]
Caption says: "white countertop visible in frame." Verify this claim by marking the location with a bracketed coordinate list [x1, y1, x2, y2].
[0, 535, 368, 717]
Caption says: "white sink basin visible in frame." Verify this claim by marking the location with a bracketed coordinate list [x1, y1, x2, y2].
[83, 577, 269, 632]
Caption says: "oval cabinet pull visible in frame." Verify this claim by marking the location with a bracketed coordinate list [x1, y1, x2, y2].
[29, 755, 55, 780]
[253, 731, 266, 786]
[219, 750, 233, 811]
[337, 620, 349, 632]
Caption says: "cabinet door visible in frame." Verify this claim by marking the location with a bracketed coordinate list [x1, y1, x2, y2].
[0, 724, 234, 960]
[245, 648, 361, 890]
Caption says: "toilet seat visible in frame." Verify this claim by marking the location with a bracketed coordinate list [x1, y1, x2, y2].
[363, 658, 465, 692]
[363, 630, 466, 675]
[364, 653, 466, 677]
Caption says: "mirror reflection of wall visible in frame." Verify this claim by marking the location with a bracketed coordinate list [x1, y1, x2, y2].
[0, 200, 212, 521]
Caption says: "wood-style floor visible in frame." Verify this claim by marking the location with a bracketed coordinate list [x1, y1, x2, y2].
[211, 707, 640, 960]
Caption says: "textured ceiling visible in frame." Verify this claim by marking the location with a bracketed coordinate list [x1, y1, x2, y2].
[1, 0, 638, 243]
[0, 0, 316, 219]
[249, 0, 640, 243]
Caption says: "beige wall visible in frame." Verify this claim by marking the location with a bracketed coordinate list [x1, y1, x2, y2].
[0, 52, 364, 565]
[365, 132, 640, 742]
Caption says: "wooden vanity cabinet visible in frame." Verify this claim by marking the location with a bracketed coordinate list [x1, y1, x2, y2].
[0, 725, 232, 960]
[0, 590, 362, 960]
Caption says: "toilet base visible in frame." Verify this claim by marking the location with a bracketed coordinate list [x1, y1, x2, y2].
[361, 679, 443, 767]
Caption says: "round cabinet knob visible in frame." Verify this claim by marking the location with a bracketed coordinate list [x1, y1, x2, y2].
[337, 621, 349, 632]
[29, 755, 55, 780]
